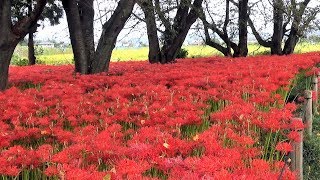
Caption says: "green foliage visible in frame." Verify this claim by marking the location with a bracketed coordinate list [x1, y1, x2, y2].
[143, 167, 168, 180]
[255, 50, 271, 56]
[286, 70, 313, 106]
[176, 48, 189, 58]
[286, 69, 320, 179]
[10, 54, 29, 66]
[35, 46, 44, 56]
[0, 169, 59, 180]
[16, 82, 42, 91]
[303, 115, 320, 179]
[12, 0, 63, 25]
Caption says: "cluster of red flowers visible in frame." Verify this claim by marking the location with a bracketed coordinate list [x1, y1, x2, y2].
[0, 53, 319, 179]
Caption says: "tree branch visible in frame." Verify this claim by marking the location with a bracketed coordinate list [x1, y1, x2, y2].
[154, 0, 172, 31]
[248, 18, 271, 47]
[12, 0, 47, 37]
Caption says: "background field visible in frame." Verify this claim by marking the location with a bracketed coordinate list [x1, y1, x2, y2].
[13, 42, 320, 65]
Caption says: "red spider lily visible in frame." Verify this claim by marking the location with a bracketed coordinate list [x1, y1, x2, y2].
[0, 53, 319, 179]
[275, 142, 293, 154]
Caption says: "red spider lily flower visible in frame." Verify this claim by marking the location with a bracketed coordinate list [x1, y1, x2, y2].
[275, 142, 293, 154]
[44, 166, 59, 177]
[114, 159, 150, 178]
[1, 53, 320, 178]
[289, 118, 305, 131]
[287, 131, 302, 142]
[1, 166, 20, 176]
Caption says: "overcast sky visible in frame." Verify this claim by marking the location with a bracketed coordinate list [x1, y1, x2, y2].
[35, 0, 320, 46]
[36, 2, 149, 46]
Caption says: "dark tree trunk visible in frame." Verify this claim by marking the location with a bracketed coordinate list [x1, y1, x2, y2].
[282, 0, 311, 55]
[232, 47, 241, 57]
[28, 32, 36, 65]
[0, 0, 13, 90]
[238, 0, 248, 57]
[283, 27, 299, 55]
[0, 0, 16, 91]
[78, 0, 95, 68]
[139, 0, 162, 63]
[204, 25, 232, 57]
[90, 0, 136, 73]
[0, 45, 16, 91]
[248, 18, 272, 48]
[0, 0, 46, 91]
[27, 0, 36, 65]
[62, 0, 88, 74]
[161, 0, 203, 62]
[200, 1, 238, 57]
[224, 0, 232, 56]
[271, 0, 284, 55]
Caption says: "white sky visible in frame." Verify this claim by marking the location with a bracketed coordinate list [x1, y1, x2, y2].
[36, 2, 148, 46]
[35, 0, 320, 46]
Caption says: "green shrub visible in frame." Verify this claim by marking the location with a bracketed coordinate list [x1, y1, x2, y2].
[11, 54, 29, 66]
[176, 48, 189, 58]
[253, 50, 271, 56]
[303, 134, 320, 179]
[35, 46, 44, 55]
[303, 114, 320, 179]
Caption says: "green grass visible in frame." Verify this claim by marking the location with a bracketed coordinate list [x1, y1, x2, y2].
[13, 42, 320, 65]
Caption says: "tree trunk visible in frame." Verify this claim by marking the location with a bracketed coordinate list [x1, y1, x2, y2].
[0, 0, 46, 91]
[0, 0, 15, 90]
[271, 0, 284, 55]
[28, 32, 36, 65]
[238, 0, 248, 57]
[79, 0, 95, 69]
[0, 45, 16, 90]
[90, 0, 136, 73]
[161, 30, 189, 61]
[204, 25, 231, 57]
[160, 0, 203, 62]
[283, 27, 299, 55]
[139, 0, 162, 63]
[283, 0, 311, 55]
[27, 0, 36, 65]
[62, 0, 88, 74]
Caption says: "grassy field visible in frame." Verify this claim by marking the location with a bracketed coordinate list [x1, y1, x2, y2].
[13, 42, 320, 65]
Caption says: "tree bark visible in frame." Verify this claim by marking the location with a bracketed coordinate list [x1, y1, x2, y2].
[203, 24, 231, 56]
[27, 0, 36, 65]
[283, 0, 311, 55]
[271, 0, 284, 55]
[223, 0, 232, 56]
[283, 27, 299, 55]
[0, 0, 14, 90]
[79, 0, 95, 69]
[160, 0, 203, 62]
[237, 0, 248, 57]
[0, 0, 46, 90]
[28, 32, 36, 65]
[0, 44, 16, 90]
[248, 18, 272, 48]
[62, 0, 88, 74]
[139, 0, 162, 63]
[90, 0, 136, 73]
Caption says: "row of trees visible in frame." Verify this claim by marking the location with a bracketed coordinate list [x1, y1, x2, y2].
[0, 0, 319, 90]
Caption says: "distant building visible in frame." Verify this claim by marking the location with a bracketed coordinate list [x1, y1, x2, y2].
[36, 42, 54, 48]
